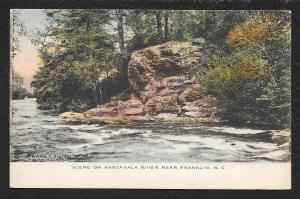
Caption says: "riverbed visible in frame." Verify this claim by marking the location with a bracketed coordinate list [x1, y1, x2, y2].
[10, 98, 290, 162]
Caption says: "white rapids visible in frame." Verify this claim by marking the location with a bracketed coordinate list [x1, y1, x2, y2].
[10, 98, 290, 162]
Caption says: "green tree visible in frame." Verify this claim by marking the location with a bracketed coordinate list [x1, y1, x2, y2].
[126, 10, 166, 51]
[32, 9, 121, 111]
[11, 10, 27, 57]
[199, 11, 291, 127]
[12, 71, 29, 99]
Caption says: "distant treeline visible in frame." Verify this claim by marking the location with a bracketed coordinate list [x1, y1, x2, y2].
[12, 71, 32, 99]
[30, 10, 290, 127]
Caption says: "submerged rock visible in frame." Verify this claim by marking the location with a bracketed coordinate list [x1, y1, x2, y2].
[84, 115, 154, 125]
[181, 105, 200, 112]
[154, 113, 219, 123]
[183, 111, 210, 118]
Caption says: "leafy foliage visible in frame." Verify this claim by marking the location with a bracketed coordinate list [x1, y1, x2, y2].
[201, 50, 272, 124]
[12, 71, 30, 99]
[199, 11, 291, 127]
[29, 10, 291, 127]
[126, 10, 164, 51]
[11, 10, 27, 57]
[31, 10, 122, 111]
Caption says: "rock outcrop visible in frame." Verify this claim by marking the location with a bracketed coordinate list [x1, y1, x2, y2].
[60, 41, 220, 124]
[59, 112, 85, 121]
[271, 129, 290, 144]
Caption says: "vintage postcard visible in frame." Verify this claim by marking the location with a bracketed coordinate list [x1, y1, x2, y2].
[10, 9, 291, 189]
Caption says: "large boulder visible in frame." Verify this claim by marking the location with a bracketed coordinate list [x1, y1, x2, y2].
[128, 42, 201, 92]
[144, 94, 181, 115]
[59, 112, 85, 121]
[179, 84, 203, 102]
[271, 129, 290, 143]
[82, 41, 220, 124]
[85, 93, 144, 117]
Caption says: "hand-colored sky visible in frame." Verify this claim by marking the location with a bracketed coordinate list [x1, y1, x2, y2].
[12, 9, 47, 92]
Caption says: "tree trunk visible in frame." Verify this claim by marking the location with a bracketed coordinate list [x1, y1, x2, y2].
[156, 11, 163, 42]
[97, 83, 104, 103]
[115, 9, 129, 88]
[92, 65, 104, 104]
[164, 10, 169, 42]
[116, 10, 125, 55]
[91, 49, 104, 105]
[86, 13, 104, 105]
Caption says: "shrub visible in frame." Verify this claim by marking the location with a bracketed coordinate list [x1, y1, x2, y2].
[198, 12, 291, 127]
[201, 51, 272, 124]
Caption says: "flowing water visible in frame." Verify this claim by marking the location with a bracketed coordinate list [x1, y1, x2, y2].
[10, 98, 290, 162]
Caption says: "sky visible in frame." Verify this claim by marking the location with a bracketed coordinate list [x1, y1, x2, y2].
[11, 9, 118, 92]
[11, 9, 47, 92]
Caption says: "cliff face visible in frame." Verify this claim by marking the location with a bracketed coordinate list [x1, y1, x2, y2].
[68, 42, 220, 124]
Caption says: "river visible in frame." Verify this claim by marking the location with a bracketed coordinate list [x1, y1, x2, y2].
[10, 98, 290, 162]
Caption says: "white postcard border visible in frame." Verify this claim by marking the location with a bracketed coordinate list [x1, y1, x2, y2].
[10, 162, 291, 189]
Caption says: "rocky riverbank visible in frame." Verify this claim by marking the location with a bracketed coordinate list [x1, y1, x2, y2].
[58, 41, 291, 143]
[60, 41, 220, 125]
[12, 98, 290, 162]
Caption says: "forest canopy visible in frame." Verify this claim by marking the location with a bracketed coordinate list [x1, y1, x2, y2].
[29, 10, 291, 127]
